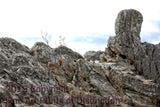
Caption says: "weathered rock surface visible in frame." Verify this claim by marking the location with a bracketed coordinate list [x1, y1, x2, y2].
[0, 9, 160, 107]
[30, 42, 83, 65]
[98, 62, 160, 106]
[107, 9, 160, 83]
[0, 38, 122, 107]
[84, 51, 104, 61]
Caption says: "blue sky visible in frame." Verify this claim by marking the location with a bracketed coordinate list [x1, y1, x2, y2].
[0, 0, 160, 55]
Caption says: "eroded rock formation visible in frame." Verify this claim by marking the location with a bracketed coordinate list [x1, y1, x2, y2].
[107, 9, 160, 83]
[0, 9, 160, 107]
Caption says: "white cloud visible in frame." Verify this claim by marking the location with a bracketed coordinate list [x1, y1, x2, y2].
[0, 0, 160, 54]
[152, 41, 160, 44]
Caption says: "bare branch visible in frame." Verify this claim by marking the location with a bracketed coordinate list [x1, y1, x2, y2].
[41, 30, 51, 45]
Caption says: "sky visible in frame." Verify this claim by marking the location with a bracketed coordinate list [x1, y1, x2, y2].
[0, 0, 160, 55]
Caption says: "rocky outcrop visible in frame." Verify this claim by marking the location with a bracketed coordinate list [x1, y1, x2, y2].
[98, 62, 160, 106]
[30, 42, 83, 65]
[0, 9, 160, 107]
[0, 38, 122, 107]
[107, 9, 160, 83]
[84, 51, 104, 61]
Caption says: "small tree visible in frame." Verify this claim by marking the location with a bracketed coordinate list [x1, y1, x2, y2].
[41, 30, 51, 45]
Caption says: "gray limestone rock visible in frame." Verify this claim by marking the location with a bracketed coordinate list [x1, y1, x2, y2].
[31, 43, 83, 66]
[107, 9, 160, 83]
[97, 62, 160, 106]
[84, 50, 104, 61]
[30, 42, 54, 63]
[0, 9, 160, 107]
